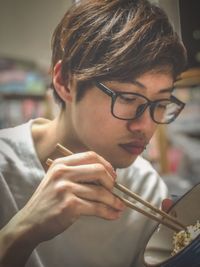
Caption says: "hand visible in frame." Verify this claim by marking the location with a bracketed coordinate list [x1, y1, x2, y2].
[17, 151, 125, 242]
[0, 151, 125, 266]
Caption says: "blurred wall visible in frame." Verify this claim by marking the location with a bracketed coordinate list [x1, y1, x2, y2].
[0, 0, 73, 69]
[159, 0, 181, 38]
[0, 0, 181, 70]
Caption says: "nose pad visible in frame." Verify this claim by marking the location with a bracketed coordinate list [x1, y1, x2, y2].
[135, 103, 149, 118]
[127, 103, 155, 132]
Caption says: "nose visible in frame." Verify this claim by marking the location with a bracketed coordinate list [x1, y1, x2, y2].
[126, 107, 157, 133]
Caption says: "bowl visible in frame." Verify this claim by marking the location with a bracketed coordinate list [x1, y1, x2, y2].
[143, 183, 200, 267]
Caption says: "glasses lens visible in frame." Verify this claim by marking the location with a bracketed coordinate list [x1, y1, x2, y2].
[153, 100, 182, 123]
[111, 89, 184, 124]
[113, 93, 146, 120]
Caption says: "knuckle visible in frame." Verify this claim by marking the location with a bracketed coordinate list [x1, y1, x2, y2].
[51, 164, 63, 177]
[60, 195, 80, 218]
[86, 151, 98, 160]
[67, 195, 79, 209]
[54, 181, 72, 195]
[51, 165, 69, 180]
[93, 163, 106, 173]
[67, 196, 82, 217]
[63, 181, 73, 192]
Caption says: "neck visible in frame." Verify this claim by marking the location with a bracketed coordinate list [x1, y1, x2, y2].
[31, 110, 88, 171]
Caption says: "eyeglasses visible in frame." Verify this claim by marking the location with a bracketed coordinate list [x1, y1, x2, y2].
[95, 81, 185, 124]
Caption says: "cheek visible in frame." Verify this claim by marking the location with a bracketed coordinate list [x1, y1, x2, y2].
[73, 98, 117, 146]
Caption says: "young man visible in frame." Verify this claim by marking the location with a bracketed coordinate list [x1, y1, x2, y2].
[0, 0, 187, 266]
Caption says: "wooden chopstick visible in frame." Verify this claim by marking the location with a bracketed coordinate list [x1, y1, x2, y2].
[46, 143, 185, 232]
[114, 183, 186, 230]
[46, 158, 181, 232]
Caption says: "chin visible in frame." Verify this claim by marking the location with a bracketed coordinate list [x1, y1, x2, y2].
[112, 156, 138, 169]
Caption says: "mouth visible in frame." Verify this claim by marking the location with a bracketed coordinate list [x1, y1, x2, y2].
[119, 141, 146, 155]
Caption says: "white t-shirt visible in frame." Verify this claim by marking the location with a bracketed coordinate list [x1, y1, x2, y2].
[0, 121, 168, 267]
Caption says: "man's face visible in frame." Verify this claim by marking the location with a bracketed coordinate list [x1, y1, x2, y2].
[68, 71, 173, 168]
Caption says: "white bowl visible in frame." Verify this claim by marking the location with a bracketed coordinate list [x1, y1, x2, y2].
[143, 183, 200, 267]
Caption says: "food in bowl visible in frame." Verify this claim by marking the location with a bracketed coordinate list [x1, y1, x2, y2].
[143, 183, 200, 267]
[172, 220, 200, 255]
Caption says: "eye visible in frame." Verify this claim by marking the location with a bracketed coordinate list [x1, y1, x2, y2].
[118, 94, 137, 104]
[156, 102, 168, 110]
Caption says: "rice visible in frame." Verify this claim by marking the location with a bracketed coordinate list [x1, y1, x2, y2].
[172, 220, 200, 255]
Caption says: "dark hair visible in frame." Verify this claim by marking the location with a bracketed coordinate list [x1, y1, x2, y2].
[50, 0, 187, 106]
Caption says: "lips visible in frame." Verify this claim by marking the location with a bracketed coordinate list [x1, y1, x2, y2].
[119, 142, 146, 155]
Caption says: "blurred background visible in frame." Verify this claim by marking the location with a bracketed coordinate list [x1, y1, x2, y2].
[0, 0, 200, 197]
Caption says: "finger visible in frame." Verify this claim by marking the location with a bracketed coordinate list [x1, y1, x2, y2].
[161, 198, 173, 212]
[52, 151, 116, 179]
[65, 182, 125, 211]
[74, 196, 124, 220]
[50, 162, 115, 191]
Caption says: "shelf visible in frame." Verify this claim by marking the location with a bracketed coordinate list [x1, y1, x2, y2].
[0, 92, 45, 100]
[174, 76, 200, 88]
[175, 68, 200, 88]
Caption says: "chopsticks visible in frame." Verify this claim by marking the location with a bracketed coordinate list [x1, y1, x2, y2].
[46, 143, 186, 232]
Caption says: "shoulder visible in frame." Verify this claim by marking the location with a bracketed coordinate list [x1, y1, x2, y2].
[0, 121, 32, 169]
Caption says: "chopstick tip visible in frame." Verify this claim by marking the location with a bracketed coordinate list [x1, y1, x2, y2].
[46, 158, 53, 166]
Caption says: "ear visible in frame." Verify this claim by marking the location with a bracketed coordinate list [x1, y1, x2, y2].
[52, 60, 72, 103]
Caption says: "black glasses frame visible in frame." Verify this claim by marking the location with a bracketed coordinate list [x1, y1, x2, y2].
[95, 81, 185, 124]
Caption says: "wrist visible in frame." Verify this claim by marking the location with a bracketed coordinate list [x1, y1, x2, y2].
[0, 212, 39, 267]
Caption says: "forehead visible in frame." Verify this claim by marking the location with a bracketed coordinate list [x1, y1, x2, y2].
[104, 71, 174, 94]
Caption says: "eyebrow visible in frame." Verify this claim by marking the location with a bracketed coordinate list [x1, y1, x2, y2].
[131, 80, 174, 94]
